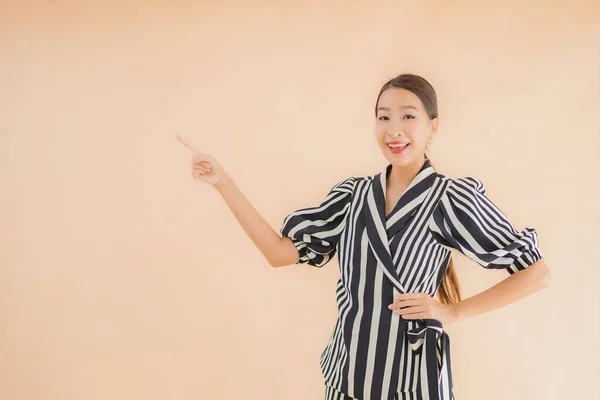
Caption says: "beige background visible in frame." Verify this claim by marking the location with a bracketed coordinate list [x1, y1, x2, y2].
[1, 1, 599, 399]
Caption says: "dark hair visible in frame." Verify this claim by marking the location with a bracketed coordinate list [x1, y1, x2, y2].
[375, 73, 461, 305]
[375, 73, 438, 119]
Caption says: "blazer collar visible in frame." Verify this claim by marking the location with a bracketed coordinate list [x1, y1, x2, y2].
[363, 159, 439, 293]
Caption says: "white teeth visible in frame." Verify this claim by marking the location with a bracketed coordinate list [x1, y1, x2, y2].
[388, 143, 408, 149]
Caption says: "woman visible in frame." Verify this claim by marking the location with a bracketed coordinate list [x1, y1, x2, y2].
[176, 74, 551, 400]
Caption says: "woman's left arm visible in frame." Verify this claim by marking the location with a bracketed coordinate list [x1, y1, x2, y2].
[451, 258, 551, 323]
[390, 176, 551, 323]
[390, 259, 551, 324]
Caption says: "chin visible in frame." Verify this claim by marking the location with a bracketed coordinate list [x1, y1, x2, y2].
[388, 158, 415, 168]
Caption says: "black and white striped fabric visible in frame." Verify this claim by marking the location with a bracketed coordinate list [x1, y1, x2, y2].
[280, 159, 543, 400]
[325, 383, 357, 400]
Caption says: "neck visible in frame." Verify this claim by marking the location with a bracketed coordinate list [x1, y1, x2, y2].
[388, 157, 427, 190]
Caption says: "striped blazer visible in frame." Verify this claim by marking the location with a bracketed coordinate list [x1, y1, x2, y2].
[280, 159, 543, 400]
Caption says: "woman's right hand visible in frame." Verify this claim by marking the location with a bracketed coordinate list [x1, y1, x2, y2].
[177, 133, 294, 268]
[176, 134, 226, 186]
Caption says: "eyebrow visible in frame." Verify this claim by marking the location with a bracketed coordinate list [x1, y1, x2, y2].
[377, 105, 418, 112]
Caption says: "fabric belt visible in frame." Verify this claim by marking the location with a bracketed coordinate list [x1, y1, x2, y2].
[407, 319, 453, 400]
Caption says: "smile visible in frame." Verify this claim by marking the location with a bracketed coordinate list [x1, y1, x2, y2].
[387, 143, 410, 154]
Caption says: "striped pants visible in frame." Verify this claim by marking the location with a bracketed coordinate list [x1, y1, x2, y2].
[325, 384, 420, 400]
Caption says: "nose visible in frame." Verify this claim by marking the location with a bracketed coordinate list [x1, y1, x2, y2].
[387, 130, 404, 138]
[387, 119, 405, 137]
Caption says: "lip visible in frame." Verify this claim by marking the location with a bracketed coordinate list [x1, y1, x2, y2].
[386, 142, 410, 155]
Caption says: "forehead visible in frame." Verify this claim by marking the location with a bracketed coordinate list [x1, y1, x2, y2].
[377, 87, 422, 110]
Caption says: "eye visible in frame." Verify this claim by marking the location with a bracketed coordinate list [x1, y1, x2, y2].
[403, 115, 415, 119]
[378, 116, 389, 121]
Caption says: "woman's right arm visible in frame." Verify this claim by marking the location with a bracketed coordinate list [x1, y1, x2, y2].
[214, 172, 300, 268]
[176, 134, 298, 268]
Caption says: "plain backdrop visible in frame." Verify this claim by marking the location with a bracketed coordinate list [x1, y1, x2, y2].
[1, 1, 599, 399]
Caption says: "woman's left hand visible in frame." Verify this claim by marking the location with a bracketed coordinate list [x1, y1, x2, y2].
[388, 292, 461, 324]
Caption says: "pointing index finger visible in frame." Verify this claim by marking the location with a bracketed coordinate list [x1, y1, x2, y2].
[176, 134, 199, 154]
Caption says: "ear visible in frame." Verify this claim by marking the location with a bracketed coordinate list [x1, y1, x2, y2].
[430, 117, 439, 135]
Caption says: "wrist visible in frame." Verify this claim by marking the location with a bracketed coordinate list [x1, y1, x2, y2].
[214, 172, 232, 192]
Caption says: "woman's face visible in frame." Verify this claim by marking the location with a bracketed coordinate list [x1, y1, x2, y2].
[375, 87, 438, 168]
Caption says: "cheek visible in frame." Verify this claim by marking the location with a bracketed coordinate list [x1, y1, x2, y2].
[405, 127, 428, 145]
[374, 127, 386, 141]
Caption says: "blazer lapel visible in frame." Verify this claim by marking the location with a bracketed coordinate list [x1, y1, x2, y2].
[363, 159, 439, 293]
[386, 162, 438, 238]
[364, 172, 404, 292]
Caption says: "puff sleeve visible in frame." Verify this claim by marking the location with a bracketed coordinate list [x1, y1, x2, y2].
[279, 177, 355, 267]
[428, 176, 543, 274]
